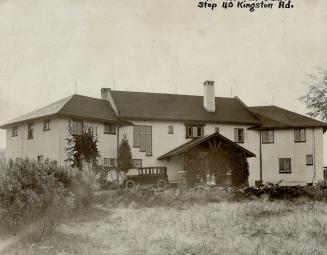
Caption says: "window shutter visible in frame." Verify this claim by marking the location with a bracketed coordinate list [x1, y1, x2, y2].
[145, 126, 152, 156]
[139, 126, 146, 151]
[294, 129, 300, 141]
[192, 127, 197, 137]
[285, 159, 291, 171]
[279, 158, 284, 171]
[300, 129, 305, 141]
[234, 129, 238, 142]
[133, 126, 140, 147]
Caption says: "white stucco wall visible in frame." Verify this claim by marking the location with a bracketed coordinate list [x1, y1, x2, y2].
[119, 121, 260, 184]
[261, 128, 324, 184]
[5, 117, 324, 186]
[6, 118, 62, 162]
[6, 118, 118, 165]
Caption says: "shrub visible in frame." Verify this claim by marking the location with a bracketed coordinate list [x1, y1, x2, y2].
[0, 159, 95, 237]
[0, 160, 72, 233]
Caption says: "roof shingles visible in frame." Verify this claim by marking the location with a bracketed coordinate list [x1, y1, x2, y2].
[111, 91, 260, 124]
[249, 106, 327, 129]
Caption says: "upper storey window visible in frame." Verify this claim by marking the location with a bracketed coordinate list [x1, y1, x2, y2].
[185, 125, 204, 138]
[27, 123, 34, 139]
[69, 120, 83, 135]
[262, 130, 274, 144]
[294, 128, 306, 142]
[104, 123, 116, 134]
[12, 126, 18, 137]
[43, 119, 51, 131]
[234, 128, 244, 143]
[133, 126, 152, 156]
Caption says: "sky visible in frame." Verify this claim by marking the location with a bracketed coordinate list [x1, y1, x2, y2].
[0, 0, 327, 149]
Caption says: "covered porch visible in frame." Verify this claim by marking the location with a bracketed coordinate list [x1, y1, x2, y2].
[158, 132, 256, 187]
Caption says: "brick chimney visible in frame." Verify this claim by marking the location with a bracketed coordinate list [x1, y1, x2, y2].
[101, 88, 110, 100]
[100, 88, 118, 116]
[203, 80, 215, 112]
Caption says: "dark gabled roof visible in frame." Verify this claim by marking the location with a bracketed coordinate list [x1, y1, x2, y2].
[0, 94, 122, 128]
[110, 90, 260, 125]
[158, 132, 256, 160]
[249, 106, 327, 129]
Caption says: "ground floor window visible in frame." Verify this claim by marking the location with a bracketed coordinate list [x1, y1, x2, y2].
[104, 158, 115, 167]
[279, 158, 292, 173]
[306, 154, 313, 166]
[132, 159, 142, 168]
[37, 155, 44, 164]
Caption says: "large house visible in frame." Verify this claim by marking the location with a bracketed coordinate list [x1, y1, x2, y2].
[1, 81, 327, 186]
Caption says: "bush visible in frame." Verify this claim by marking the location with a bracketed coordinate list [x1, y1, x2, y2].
[0, 159, 95, 236]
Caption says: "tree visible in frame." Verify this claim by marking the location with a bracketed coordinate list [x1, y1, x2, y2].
[65, 125, 101, 170]
[300, 64, 327, 121]
[116, 134, 133, 184]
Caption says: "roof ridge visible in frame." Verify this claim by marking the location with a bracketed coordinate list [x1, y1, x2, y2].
[234, 96, 261, 123]
[111, 90, 234, 99]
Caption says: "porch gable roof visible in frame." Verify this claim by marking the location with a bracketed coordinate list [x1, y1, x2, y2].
[157, 132, 256, 160]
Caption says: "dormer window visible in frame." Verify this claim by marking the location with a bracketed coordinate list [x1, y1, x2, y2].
[185, 125, 204, 138]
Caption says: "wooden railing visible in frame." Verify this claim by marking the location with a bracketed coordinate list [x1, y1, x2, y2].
[137, 167, 167, 175]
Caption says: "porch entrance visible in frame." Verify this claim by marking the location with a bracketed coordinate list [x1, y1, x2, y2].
[158, 132, 255, 187]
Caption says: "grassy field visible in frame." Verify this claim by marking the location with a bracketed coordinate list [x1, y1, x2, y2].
[2, 194, 327, 255]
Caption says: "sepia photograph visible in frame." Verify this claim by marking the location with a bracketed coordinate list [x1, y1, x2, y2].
[0, 0, 327, 254]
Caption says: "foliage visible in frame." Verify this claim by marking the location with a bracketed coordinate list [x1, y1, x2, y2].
[65, 125, 101, 170]
[117, 134, 133, 174]
[300, 64, 327, 121]
[0, 159, 95, 236]
[0, 159, 70, 233]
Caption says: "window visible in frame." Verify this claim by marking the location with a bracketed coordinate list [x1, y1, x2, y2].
[12, 126, 18, 137]
[185, 125, 204, 138]
[132, 159, 142, 168]
[215, 127, 220, 133]
[294, 128, 306, 142]
[279, 158, 292, 173]
[262, 130, 274, 144]
[27, 123, 34, 139]
[104, 123, 116, 134]
[16, 158, 22, 166]
[50, 160, 57, 167]
[306, 154, 313, 166]
[104, 158, 115, 167]
[168, 126, 174, 134]
[37, 155, 44, 164]
[69, 120, 83, 135]
[43, 119, 51, 131]
[234, 128, 244, 143]
[133, 126, 152, 156]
